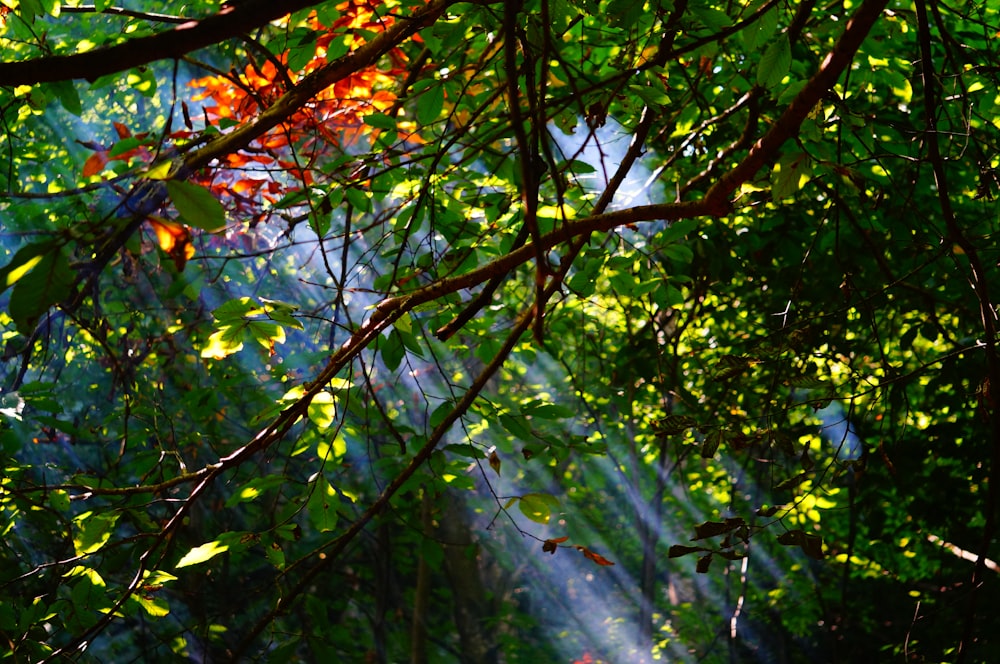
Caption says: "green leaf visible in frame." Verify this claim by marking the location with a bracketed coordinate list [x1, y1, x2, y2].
[690, 4, 730, 31]
[757, 35, 791, 89]
[73, 512, 120, 556]
[743, 4, 778, 50]
[658, 218, 700, 244]
[176, 540, 230, 568]
[47, 80, 81, 116]
[429, 401, 453, 429]
[518, 492, 560, 524]
[700, 429, 724, 459]
[134, 595, 170, 618]
[364, 113, 397, 131]
[200, 324, 247, 359]
[499, 412, 533, 440]
[166, 180, 226, 231]
[8, 247, 75, 333]
[70, 568, 108, 619]
[213, 296, 261, 321]
[224, 475, 288, 508]
[381, 329, 405, 371]
[775, 471, 810, 491]
[771, 152, 812, 199]
[264, 541, 286, 570]
[655, 415, 697, 435]
[417, 81, 444, 126]
[307, 391, 337, 429]
[287, 30, 318, 72]
[344, 186, 370, 212]
[444, 443, 487, 459]
[248, 320, 286, 349]
[786, 374, 826, 389]
[0, 242, 54, 293]
[19, 0, 43, 18]
[49, 489, 70, 512]
[711, 355, 758, 380]
[629, 83, 670, 107]
[523, 403, 574, 419]
[308, 473, 339, 532]
[109, 136, 142, 158]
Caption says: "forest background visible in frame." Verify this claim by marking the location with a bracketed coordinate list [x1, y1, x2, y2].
[1, 0, 999, 662]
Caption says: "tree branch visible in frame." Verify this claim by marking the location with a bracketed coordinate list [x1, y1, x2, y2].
[59, 5, 193, 25]
[702, 0, 889, 213]
[0, 0, 329, 86]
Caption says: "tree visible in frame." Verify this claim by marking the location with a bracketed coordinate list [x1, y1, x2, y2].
[1, 0, 999, 661]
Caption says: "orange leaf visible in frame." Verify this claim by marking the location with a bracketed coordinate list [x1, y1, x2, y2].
[113, 121, 131, 139]
[148, 218, 194, 271]
[575, 545, 615, 566]
[82, 152, 107, 178]
[542, 536, 568, 555]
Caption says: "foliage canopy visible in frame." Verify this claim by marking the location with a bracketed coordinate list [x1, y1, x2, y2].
[2, 0, 1000, 662]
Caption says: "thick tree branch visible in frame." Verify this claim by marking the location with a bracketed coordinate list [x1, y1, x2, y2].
[59, 5, 193, 25]
[703, 0, 889, 213]
[0, 0, 329, 86]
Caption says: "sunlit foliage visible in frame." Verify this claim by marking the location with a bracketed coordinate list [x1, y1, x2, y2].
[2, 0, 1000, 662]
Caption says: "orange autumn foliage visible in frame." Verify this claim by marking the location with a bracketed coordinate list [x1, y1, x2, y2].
[183, 0, 416, 225]
[189, 0, 407, 153]
[148, 217, 195, 271]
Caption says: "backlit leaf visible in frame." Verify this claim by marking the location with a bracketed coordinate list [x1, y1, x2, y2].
[200, 326, 246, 360]
[176, 540, 229, 568]
[8, 246, 75, 332]
[518, 492, 559, 524]
[148, 218, 194, 271]
[308, 473, 339, 533]
[307, 391, 337, 429]
[73, 512, 119, 556]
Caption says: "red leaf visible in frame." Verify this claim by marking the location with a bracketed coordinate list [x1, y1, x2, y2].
[542, 536, 568, 555]
[113, 121, 131, 139]
[148, 218, 194, 271]
[82, 152, 107, 178]
[575, 545, 615, 566]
